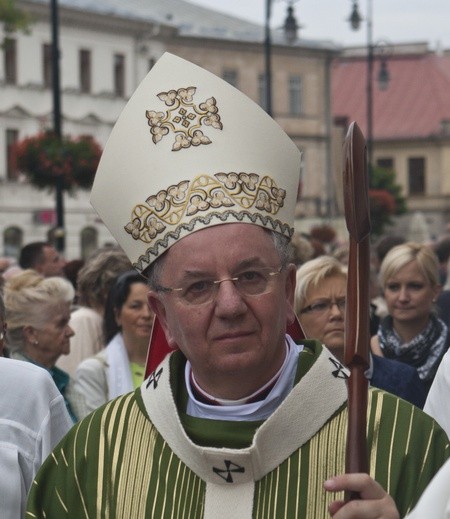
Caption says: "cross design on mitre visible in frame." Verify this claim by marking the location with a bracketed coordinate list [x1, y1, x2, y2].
[145, 86, 223, 151]
[213, 460, 245, 483]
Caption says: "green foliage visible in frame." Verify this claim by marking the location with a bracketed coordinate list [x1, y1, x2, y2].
[368, 166, 407, 236]
[14, 132, 103, 193]
[0, 0, 30, 36]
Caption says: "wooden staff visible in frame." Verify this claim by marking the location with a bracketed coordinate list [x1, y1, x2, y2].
[343, 122, 371, 490]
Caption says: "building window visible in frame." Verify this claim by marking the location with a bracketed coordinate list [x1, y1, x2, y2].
[4, 38, 17, 84]
[80, 227, 98, 259]
[42, 43, 52, 88]
[288, 75, 302, 116]
[114, 53, 125, 97]
[377, 157, 394, 171]
[79, 49, 91, 93]
[3, 226, 23, 258]
[408, 157, 425, 195]
[258, 73, 268, 111]
[223, 69, 238, 88]
[6, 129, 19, 181]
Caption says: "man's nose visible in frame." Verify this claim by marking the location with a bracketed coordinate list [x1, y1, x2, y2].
[214, 279, 247, 316]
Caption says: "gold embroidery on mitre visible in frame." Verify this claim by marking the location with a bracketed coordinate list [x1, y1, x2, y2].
[124, 172, 286, 244]
[145, 87, 223, 151]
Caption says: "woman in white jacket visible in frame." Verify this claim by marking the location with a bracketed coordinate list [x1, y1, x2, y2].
[71, 270, 153, 418]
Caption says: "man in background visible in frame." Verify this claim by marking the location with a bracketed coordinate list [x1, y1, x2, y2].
[19, 241, 65, 278]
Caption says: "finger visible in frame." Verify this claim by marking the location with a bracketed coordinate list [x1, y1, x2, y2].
[324, 473, 386, 500]
[328, 500, 345, 516]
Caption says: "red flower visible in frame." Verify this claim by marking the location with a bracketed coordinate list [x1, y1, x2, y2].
[12, 131, 102, 192]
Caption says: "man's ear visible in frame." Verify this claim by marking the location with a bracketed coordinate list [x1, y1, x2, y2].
[285, 263, 297, 326]
[147, 292, 177, 348]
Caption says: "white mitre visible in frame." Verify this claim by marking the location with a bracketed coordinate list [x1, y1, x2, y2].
[91, 53, 301, 275]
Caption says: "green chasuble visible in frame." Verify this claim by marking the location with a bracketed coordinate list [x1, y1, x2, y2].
[26, 341, 449, 519]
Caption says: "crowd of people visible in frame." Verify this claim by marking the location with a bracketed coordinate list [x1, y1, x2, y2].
[1, 52, 450, 517]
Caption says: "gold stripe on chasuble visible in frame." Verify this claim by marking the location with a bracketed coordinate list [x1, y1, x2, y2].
[116, 401, 154, 517]
[306, 406, 347, 518]
[367, 389, 384, 481]
[253, 407, 348, 519]
[95, 393, 205, 518]
[72, 418, 92, 519]
[97, 394, 124, 517]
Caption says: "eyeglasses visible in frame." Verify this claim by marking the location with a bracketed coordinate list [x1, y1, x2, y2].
[155, 266, 283, 306]
[300, 297, 346, 315]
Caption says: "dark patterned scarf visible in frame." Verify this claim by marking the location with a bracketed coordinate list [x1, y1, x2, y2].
[377, 314, 449, 382]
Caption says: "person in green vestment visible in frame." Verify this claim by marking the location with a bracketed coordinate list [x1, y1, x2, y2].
[27, 53, 448, 519]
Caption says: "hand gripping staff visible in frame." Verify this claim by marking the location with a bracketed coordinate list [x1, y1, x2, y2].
[343, 122, 371, 494]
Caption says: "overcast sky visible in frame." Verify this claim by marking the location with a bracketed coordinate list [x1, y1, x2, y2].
[188, 0, 450, 51]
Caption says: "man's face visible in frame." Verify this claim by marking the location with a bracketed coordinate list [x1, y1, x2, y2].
[148, 224, 296, 399]
[37, 246, 66, 277]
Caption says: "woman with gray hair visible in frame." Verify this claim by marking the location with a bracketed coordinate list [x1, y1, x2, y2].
[295, 255, 426, 407]
[5, 269, 77, 421]
[0, 285, 72, 518]
[371, 242, 448, 394]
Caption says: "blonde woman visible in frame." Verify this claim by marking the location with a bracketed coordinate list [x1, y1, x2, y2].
[295, 255, 426, 407]
[371, 242, 448, 393]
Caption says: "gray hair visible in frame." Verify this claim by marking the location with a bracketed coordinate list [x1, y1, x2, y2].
[5, 269, 74, 353]
[76, 246, 132, 308]
[145, 228, 292, 289]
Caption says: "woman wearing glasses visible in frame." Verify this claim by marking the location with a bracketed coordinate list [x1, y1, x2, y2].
[295, 255, 426, 408]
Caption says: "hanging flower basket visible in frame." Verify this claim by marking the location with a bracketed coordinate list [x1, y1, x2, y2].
[13, 131, 102, 192]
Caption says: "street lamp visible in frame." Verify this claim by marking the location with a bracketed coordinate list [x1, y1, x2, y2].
[268, 2, 335, 218]
[348, 0, 390, 173]
[264, 0, 300, 116]
[50, 0, 65, 253]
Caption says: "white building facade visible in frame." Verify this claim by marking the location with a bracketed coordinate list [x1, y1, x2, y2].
[0, 0, 338, 260]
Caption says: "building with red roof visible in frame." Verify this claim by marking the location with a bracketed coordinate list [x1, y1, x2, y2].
[332, 42, 450, 235]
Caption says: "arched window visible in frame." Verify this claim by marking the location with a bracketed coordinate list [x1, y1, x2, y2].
[3, 226, 23, 258]
[80, 226, 98, 259]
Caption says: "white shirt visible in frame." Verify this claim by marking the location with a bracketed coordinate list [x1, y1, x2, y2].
[0, 358, 73, 519]
[424, 349, 450, 439]
[185, 335, 303, 421]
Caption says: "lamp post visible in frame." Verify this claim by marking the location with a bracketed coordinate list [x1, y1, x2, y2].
[264, 1, 300, 117]
[264, 0, 273, 116]
[348, 0, 390, 174]
[50, 0, 65, 253]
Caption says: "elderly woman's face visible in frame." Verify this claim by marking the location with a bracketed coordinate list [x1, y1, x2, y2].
[384, 259, 440, 325]
[32, 301, 74, 367]
[298, 274, 346, 360]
